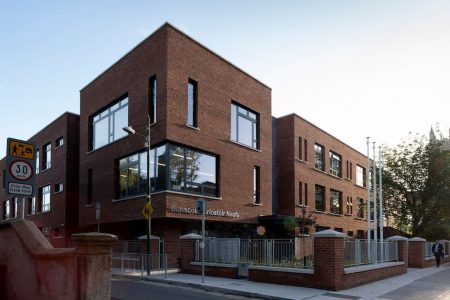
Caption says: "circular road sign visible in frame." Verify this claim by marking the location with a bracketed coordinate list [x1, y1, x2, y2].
[9, 160, 33, 181]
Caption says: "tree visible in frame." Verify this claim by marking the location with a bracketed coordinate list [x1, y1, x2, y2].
[382, 133, 450, 239]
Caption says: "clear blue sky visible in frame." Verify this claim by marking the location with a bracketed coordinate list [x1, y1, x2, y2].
[1, 0, 449, 158]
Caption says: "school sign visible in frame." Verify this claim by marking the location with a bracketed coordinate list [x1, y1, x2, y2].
[5, 138, 36, 197]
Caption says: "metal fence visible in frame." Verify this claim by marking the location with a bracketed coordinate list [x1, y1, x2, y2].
[344, 240, 398, 267]
[425, 241, 434, 258]
[112, 253, 167, 278]
[195, 237, 314, 269]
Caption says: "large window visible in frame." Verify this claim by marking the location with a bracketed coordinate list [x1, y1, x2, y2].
[314, 144, 325, 171]
[330, 189, 342, 215]
[231, 102, 259, 149]
[150, 76, 157, 124]
[253, 166, 260, 204]
[329, 151, 342, 177]
[42, 143, 51, 170]
[41, 185, 51, 212]
[357, 197, 364, 218]
[27, 197, 36, 215]
[187, 80, 197, 127]
[36, 149, 40, 174]
[118, 143, 217, 199]
[91, 97, 128, 150]
[356, 165, 366, 187]
[315, 185, 325, 211]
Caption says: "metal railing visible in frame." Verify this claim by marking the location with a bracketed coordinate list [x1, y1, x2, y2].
[112, 253, 168, 278]
[425, 241, 434, 258]
[195, 238, 314, 269]
[344, 240, 398, 267]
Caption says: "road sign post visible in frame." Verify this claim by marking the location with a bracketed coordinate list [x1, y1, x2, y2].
[197, 198, 207, 283]
[5, 138, 36, 205]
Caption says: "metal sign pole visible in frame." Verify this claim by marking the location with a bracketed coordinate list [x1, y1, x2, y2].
[202, 199, 205, 284]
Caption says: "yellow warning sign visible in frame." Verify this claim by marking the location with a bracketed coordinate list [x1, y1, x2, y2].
[142, 203, 153, 220]
[8, 140, 35, 160]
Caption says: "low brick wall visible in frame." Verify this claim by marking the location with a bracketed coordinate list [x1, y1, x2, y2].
[249, 267, 315, 288]
[183, 263, 238, 279]
[342, 262, 407, 290]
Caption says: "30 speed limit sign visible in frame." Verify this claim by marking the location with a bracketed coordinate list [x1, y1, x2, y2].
[9, 160, 33, 181]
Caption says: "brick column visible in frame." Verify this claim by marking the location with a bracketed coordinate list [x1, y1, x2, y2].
[72, 232, 118, 300]
[386, 235, 408, 264]
[313, 230, 345, 291]
[179, 233, 202, 273]
[408, 237, 426, 268]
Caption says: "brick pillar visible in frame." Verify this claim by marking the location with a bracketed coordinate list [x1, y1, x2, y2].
[408, 237, 426, 268]
[180, 239, 197, 273]
[386, 235, 408, 264]
[72, 232, 118, 300]
[313, 230, 345, 291]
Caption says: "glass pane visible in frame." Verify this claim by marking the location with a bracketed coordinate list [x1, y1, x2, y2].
[238, 116, 253, 147]
[139, 152, 148, 194]
[187, 83, 194, 126]
[156, 145, 167, 191]
[231, 104, 237, 141]
[127, 162, 139, 196]
[170, 145, 185, 191]
[113, 105, 128, 141]
[119, 158, 128, 198]
[94, 117, 109, 149]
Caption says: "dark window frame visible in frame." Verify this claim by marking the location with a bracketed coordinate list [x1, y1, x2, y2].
[253, 166, 260, 204]
[329, 151, 342, 177]
[187, 79, 198, 128]
[149, 76, 157, 124]
[315, 184, 325, 211]
[231, 101, 260, 149]
[330, 189, 342, 215]
[42, 142, 51, 170]
[314, 143, 325, 171]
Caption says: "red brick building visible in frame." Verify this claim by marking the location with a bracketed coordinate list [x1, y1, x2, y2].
[0, 112, 80, 247]
[78, 23, 272, 264]
[272, 114, 371, 238]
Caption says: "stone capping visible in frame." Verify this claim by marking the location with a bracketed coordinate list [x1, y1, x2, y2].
[190, 262, 238, 268]
[249, 265, 314, 274]
[409, 237, 426, 242]
[386, 235, 409, 242]
[313, 229, 345, 238]
[344, 262, 404, 274]
[72, 232, 118, 255]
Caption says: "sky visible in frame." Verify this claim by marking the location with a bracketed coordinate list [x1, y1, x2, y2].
[1, 0, 449, 158]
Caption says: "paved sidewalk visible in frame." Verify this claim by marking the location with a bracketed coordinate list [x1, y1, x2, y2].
[113, 263, 450, 300]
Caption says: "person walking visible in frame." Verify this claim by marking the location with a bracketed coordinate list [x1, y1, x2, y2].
[432, 240, 444, 267]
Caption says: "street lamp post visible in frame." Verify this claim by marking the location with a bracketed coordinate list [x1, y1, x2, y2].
[123, 116, 152, 276]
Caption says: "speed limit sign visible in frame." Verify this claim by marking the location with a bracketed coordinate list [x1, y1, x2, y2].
[9, 160, 33, 181]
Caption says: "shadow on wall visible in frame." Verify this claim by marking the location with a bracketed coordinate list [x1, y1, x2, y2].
[0, 220, 117, 300]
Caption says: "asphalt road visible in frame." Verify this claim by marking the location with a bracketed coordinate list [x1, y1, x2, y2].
[111, 278, 265, 300]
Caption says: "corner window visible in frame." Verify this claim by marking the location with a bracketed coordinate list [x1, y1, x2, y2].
[315, 185, 325, 211]
[90, 97, 128, 150]
[231, 102, 259, 149]
[55, 182, 64, 193]
[314, 144, 325, 171]
[329, 151, 342, 177]
[56, 137, 64, 148]
[253, 166, 260, 204]
[42, 143, 51, 170]
[330, 189, 342, 215]
[150, 76, 157, 124]
[119, 152, 148, 198]
[356, 165, 366, 187]
[187, 79, 197, 127]
[40, 185, 51, 212]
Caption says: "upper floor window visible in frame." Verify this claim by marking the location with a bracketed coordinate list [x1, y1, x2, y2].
[231, 102, 259, 149]
[356, 165, 366, 187]
[315, 185, 325, 211]
[329, 151, 342, 177]
[330, 189, 342, 215]
[42, 143, 51, 170]
[35, 149, 40, 174]
[41, 185, 51, 212]
[56, 137, 64, 147]
[150, 76, 157, 124]
[91, 97, 128, 150]
[253, 166, 260, 204]
[187, 80, 197, 127]
[314, 144, 325, 171]
[357, 197, 365, 218]
[55, 182, 64, 193]
[346, 196, 353, 215]
[118, 152, 148, 199]
[10, 198, 17, 219]
[27, 197, 36, 215]
[2, 200, 9, 220]
[298, 137, 303, 160]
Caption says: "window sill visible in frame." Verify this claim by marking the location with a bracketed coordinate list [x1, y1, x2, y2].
[55, 145, 64, 150]
[85, 204, 94, 208]
[354, 217, 364, 220]
[344, 178, 352, 182]
[86, 135, 128, 155]
[113, 190, 222, 202]
[40, 167, 52, 174]
[327, 172, 342, 180]
[296, 158, 308, 164]
[313, 210, 327, 214]
[345, 213, 352, 216]
[328, 213, 343, 217]
[252, 202, 262, 206]
[185, 124, 200, 131]
[54, 191, 64, 194]
[354, 184, 366, 190]
[296, 204, 309, 208]
[150, 122, 157, 127]
[229, 140, 261, 152]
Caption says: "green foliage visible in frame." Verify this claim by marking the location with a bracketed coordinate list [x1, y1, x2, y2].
[382, 133, 450, 239]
